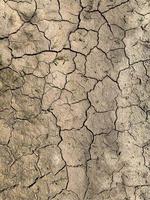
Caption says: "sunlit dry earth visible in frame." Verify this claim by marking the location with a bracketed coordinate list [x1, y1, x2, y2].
[0, 0, 150, 199]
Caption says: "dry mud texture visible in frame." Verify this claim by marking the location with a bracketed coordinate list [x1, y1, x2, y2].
[0, 0, 150, 199]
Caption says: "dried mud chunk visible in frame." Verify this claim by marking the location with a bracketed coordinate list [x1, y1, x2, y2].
[0, 90, 12, 111]
[86, 47, 112, 80]
[46, 71, 66, 89]
[7, 0, 36, 21]
[143, 144, 150, 168]
[9, 112, 60, 158]
[67, 166, 88, 199]
[0, 186, 36, 200]
[32, 0, 60, 22]
[118, 132, 150, 186]
[116, 106, 146, 132]
[86, 159, 113, 198]
[0, 110, 14, 128]
[136, 186, 150, 200]
[81, 0, 100, 11]
[135, 0, 150, 15]
[52, 96, 90, 130]
[31, 167, 68, 199]
[129, 122, 150, 146]
[11, 52, 56, 76]
[89, 77, 119, 112]
[107, 49, 129, 80]
[0, 39, 11, 68]
[12, 90, 41, 119]
[98, 24, 124, 52]
[0, 146, 14, 190]
[52, 190, 79, 200]
[50, 50, 76, 74]
[37, 145, 65, 175]
[122, 167, 150, 186]
[85, 107, 116, 135]
[98, 0, 128, 13]
[74, 53, 86, 74]
[65, 70, 97, 101]
[9, 23, 50, 57]
[9, 154, 39, 187]
[0, 0, 23, 37]
[22, 75, 45, 98]
[144, 60, 150, 77]
[37, 21, 76, 51]
[104, 3, 132, 30]
[92, 184, 127, 200]
[90, 132, 120, 171]
[7, 0, 33, 2]
[0, 119, 11, 145]
[42, 84, 61, 110]
[102, 1, 149, 30]
[0, 146, 13, 174]
[60, 127, 92, 166]
[109, 185, 127, 200]
[80, 10, 105, 31]
[70, 29, 98, 55]
[118, 63, 149, 107]
[124, 25, 150, 63]
[11, 55, 38, 74]
[60, 0, 81, 23]
[0, 68, 24, 90]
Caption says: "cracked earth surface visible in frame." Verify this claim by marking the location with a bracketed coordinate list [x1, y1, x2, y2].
[0, 0, 150, 199]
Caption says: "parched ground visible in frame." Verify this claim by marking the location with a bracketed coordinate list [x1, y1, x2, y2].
[0, 0, 150, 199]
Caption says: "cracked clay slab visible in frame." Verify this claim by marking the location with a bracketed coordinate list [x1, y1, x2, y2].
[0, 0, 150, 200]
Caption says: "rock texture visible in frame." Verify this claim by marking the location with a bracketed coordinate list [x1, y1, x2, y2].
[0, 0, 150, 199]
